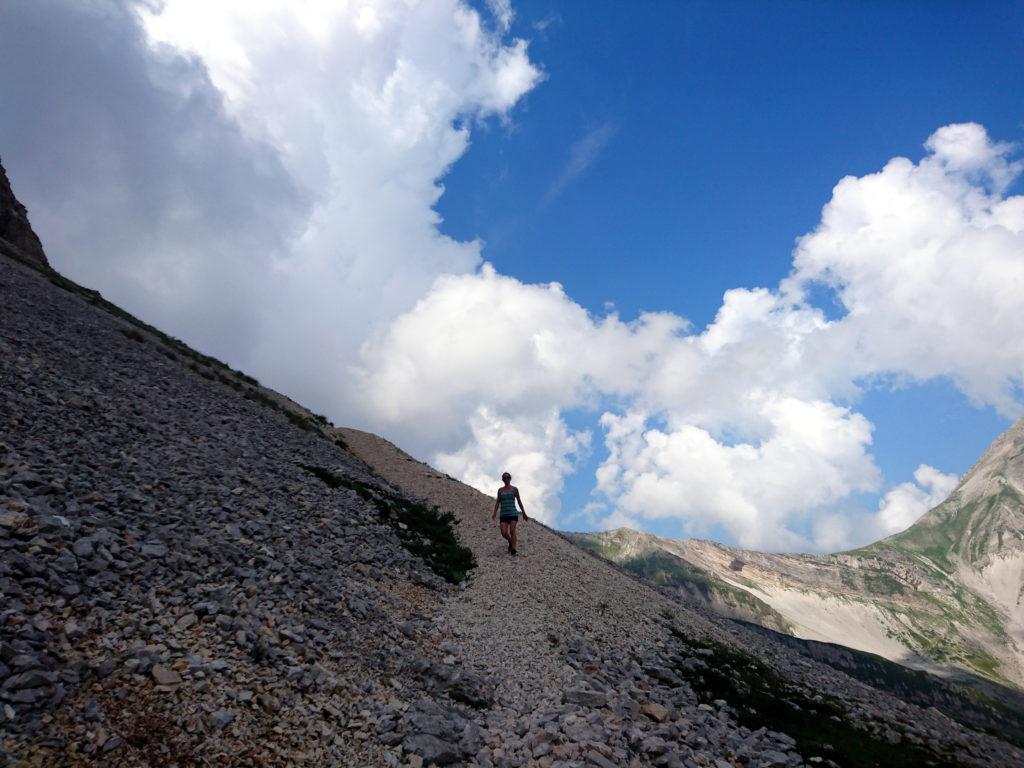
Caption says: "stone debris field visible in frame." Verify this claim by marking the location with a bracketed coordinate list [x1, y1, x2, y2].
[2, 248, 1022, 768]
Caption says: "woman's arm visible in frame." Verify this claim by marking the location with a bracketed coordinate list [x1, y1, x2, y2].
[515, 487, 528, 520]
[492, 492, 500, 520]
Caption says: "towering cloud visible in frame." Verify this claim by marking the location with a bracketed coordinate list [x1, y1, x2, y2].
[0, 0, 541, 413]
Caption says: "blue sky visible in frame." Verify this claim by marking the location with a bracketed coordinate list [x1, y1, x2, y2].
[435, 0, 1023, 534]
[445, 1, 1023, 325]
[2, 0, 1022, 551]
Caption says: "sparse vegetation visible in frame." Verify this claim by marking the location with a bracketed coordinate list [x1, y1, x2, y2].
[248, 641, 270, 664]
[668, 625, 972, 768]
[300, 464, 476, 584]
[863, 571, 905, 596]
[574, 535, 792, 632]
[738, 620, 1024, 749]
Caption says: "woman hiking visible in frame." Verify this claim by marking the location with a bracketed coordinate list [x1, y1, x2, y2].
[492, 472, 528, 555]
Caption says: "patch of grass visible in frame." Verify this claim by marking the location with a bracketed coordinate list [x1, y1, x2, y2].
[300, 465, 476, 584]
[863, 571, 906, 596]
[284, 409, 317, 433]
[118, 326, 146, 343]
[236, 371, 260, 387]
[737, 619, 1024, 749]
[667, 625, 972, 768]
[248, 641, 270, 664]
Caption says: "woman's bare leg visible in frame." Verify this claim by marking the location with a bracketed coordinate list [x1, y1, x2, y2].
[509, 520, 518, 553]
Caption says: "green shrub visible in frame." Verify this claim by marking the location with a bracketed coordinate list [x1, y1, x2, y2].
[300, 464, 476, 584]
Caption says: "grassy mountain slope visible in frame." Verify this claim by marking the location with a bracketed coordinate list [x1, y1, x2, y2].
[571, 417, 1024, 689]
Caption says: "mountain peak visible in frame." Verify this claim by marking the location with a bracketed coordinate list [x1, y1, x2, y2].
[874, 415, 1024, 571]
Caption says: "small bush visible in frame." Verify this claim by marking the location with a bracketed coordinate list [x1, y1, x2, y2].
[300, 464, 476, 584]
[247, 641, 270, 663]
[235, 371, 260, 387]
[285, 410, 317, 433]
[119, 327, 145, 343]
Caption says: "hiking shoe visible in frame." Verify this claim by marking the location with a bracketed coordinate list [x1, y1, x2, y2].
[510, 548, 517, 556]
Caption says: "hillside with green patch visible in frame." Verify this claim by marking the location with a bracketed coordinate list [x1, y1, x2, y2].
[568, 417, 1024, 690]
[568, 529, 794, 633]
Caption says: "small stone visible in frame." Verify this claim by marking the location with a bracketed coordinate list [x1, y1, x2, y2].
[404, 733, 460, 765]
[0, 511, 30, 530]
[193, 601, 220, 617]
[210, 709, 235, 730]
[642, 702, 669, 723]
[640, 736, 667, 755]
[564, 688, 608, 707]
[586, 751, 617, 768]
[3, 669, 57, 690]
[151, 665, 182, 686]
[72, 538, 94, 558]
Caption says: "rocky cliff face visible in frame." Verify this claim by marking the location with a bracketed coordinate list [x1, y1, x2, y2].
[572, 418, 1024, 690]
[0, 157, 48, 270]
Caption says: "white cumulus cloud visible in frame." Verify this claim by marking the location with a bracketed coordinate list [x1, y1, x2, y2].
[361, 123, 1023, 549]
[595, 399, 880, 550]
[874, 464, 959, 537]
[434, 406, 589, 524]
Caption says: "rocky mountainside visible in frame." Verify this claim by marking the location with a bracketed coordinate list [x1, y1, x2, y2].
[0, 158, 48, 270]
[1, 169, 1022, 765]
[570, 421, 1024, 692]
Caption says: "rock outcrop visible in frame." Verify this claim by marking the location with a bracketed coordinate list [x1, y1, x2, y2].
[0, 158, 48, 270]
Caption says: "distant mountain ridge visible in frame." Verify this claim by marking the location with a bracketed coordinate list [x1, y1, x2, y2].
[570, 416, 1024, 689]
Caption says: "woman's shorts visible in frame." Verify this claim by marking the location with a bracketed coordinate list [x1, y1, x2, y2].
[499, 515, 519, 523]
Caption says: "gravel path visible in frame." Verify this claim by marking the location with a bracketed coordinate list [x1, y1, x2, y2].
[339, 428, 687, 712]
[339, 427, 1024, 768]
